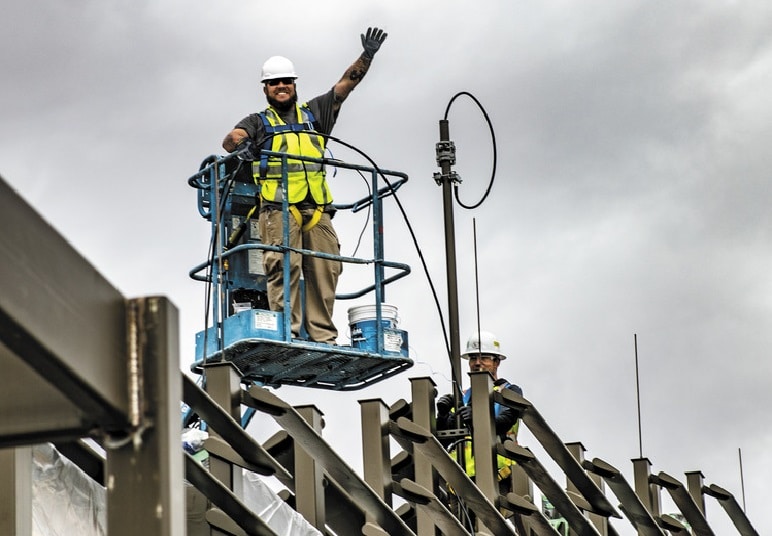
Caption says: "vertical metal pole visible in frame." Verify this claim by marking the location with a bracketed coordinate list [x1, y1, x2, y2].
[469, 371, 497, 536]
[632, 457, 660, 522]
[0, 447, 32, 536]
[410, 377, 438, 535]
[359, 399, 392, 508]
[685, 471, 706, 515]
[634, 334, 643, 458]
[295, 405, 326, 530]
[566, 442, 608, 536]
[372, 168, 385, 353]
[281, 154, 293, 342]
[437, 119, 464, 398]
[204, 362, 244, 496]
[738, 447, 747, 512]
[107, 297, 184, 536]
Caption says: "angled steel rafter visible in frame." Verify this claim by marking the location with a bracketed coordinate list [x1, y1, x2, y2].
[389, 416, 518, 536]
[703, 483, 759, 536]
[496, 388, 620, 520]
[243, 384, 417, 536]
[583, 458, 665, 536]
[502, 442, 602, 536]
[652, 471, 715, 536]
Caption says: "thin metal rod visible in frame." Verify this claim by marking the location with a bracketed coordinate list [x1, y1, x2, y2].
[473, 218, 481, 348]
[634, 333, 643, 458]
[739, 447, 747, 512]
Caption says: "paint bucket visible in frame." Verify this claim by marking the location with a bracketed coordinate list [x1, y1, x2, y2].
[348, 304, 400, 352]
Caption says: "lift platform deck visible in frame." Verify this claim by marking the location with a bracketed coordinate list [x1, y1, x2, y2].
[191, 307, 412, 390]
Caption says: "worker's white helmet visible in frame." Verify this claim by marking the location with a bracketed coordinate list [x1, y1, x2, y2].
[260, 56, 298, 83]
[461, 331, 507, 360]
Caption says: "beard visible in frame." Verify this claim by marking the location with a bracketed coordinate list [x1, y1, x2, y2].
[266, 92, 297, 112]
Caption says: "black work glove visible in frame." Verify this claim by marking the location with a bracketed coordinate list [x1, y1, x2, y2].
[361, 27, 387, 59]
[436, 394, 453, 416]
[457, 405, 473, 429]
[236, 138, 258, 161]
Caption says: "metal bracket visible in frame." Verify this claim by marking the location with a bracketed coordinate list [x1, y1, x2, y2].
[435, 140, 456, 166]
[432, 171, 461, 186]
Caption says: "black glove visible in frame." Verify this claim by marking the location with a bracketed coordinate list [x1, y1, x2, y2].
[361, 27, 387, 59]
[436, 394, 453, 416]
[236, 138, 258, 161]
[457, 405, 473, 429]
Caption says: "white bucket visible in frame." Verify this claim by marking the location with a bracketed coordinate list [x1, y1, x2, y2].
[347, 304, 399, 328]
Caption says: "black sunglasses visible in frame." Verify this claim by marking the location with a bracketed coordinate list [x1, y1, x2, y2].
[265, 78, 295, 87]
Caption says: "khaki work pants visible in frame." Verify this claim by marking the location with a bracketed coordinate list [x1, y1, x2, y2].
[258, 207, 342, 343]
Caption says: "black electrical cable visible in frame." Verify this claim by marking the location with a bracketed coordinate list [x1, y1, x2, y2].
[443, 91, 498, 211]
[348, 169, 372, 258]
[319, 132, 452, 356]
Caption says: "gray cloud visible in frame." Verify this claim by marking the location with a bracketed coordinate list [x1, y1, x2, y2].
[2, 1, 770, 533]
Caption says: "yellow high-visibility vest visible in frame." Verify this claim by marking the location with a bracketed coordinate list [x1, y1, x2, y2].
[253, 104, 332, 205]
[449, 384, 520, 479]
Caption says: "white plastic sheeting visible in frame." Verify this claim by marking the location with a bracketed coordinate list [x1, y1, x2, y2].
[31, 442, 323, 536]
[242, 472, 322, 536]
[32, 444, 106, 536]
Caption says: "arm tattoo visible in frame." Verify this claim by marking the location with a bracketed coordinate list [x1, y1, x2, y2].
[347, 56, 371, 82]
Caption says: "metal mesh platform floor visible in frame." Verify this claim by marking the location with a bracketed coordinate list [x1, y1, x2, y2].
[192, 338, 413, 391]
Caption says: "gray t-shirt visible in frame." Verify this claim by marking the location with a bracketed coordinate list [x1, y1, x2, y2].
[234, 88, 339, 142]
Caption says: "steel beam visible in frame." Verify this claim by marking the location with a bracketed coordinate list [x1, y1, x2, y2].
[0, 178, 130, 444]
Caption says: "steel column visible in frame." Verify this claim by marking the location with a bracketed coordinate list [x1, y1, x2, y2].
[296, 405, 326, 530]
[204, 362, 245, 496]
[469, 371, 498, 535]
[632, 458, 660, 521]
[106, 296, 184, 536]
[409, 377, 438, 535]
[684, 471, 706, 515]
[567, 442, 608, 535]
[0, 447, 32, 536]
[360, 398, 393, 507]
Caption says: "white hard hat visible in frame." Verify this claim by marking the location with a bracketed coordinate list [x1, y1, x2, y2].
[461, 331, 507, 360]
[260, 55, 297, 83]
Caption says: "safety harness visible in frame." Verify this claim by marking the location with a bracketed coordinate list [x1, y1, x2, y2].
[253, 104, 329, 232]
[449, 382, 520, 481]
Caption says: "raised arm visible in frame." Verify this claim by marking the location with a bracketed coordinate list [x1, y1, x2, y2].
[332, 27, 388, 112]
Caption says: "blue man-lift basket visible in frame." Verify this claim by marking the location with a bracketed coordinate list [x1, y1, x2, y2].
[188, 150, 415, 391]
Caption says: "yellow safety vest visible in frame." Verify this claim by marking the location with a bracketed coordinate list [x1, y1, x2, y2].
[450, 384, 520, 480]
[253, 104, 332, 206]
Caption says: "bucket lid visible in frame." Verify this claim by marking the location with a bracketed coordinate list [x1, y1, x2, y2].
[348, 304, 399, 325]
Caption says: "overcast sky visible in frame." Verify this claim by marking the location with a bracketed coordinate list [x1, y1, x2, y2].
[3, 1, 771, 533]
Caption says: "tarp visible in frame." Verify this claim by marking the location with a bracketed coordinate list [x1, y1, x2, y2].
[32, 441, 322, 536]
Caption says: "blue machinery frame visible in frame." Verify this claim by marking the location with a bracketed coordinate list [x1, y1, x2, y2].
[187, 150, 414, 390]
